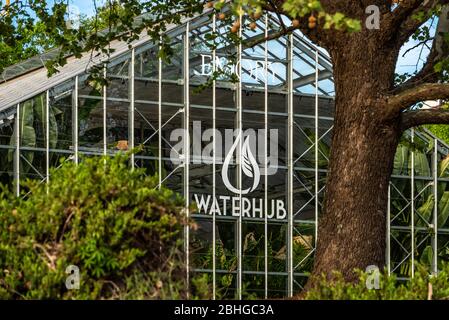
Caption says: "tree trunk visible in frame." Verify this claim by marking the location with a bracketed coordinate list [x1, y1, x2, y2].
[307, 36, 403, 285]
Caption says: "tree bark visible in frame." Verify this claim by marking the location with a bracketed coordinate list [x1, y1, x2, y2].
[307, 34, 403, 286]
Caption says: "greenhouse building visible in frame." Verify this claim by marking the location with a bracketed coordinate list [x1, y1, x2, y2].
[1, 11, 449, 299]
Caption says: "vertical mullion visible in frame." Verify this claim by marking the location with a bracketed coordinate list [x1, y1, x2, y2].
[130, 49, 135, 167]
[315, 49, 319, 246]
[387, 183, 391, 275]
[237, 14, 243, 300]
[15, 103, 20, 197]
[212, 13, 217, 300]
[264, 13, 269, 300]
[158, 41, 162, 187]
[433, 138, 438, 275]
[74, 76, 79, 164]
[103, 66, 107, 157]
[287, 33, 294, 298]
[46, 90, 50, 184]
[411, 128, 415, 278]
[183, 23, 191, 295]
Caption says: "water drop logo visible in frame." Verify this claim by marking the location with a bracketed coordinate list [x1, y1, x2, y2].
[222, 134, 260, 195]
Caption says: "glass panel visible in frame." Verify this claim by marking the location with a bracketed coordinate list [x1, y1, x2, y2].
[78, 75, 102, 97]
[265, 34, 287, 89]
[0, 107, 16, 185]
[50, 80, 74, 154]
[107, 55, 131, 100]
[293, 222, 315, 274]
[267, 218, 287, 274]
[134, 102, 158, 173]
[267, 275, 287, 298]
[242, 274, 265, 299]
[106, 99, 129, 151]
[106, 78, 130, 100]
[135, 79, 158, 102]
[190, 23, 214, 87]
[241, 18, 267, 91]
[135, 45, 159, 79]
[78, 97, 103, 154]
[18, 95, 46, 183]
[162, 35, 184, 82]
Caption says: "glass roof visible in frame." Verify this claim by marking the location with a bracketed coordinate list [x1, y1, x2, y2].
[186, 12, 335, 96]
[0, 10, 334, 97]
[0, 48, 62, 83]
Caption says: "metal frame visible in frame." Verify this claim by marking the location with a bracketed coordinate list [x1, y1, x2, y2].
[14, 103, 20, 196]
[183, 22, 191, 295]
[103, 67, 107, 156]
[236, 14, 243, 300]
[45, 90, 50, 184]
[287, 32, 294, 297]
[130, 49, 135, 167]
[212, 13, 217, 300]
[433, 138, 438, 275]
[411, 128, 415, 278]
[264, 13, 269, 300]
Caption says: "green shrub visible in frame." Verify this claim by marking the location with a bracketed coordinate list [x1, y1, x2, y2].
[427, 124, 449, 145]
[304, 264, 449, 300]
[0, 153, 203, 299]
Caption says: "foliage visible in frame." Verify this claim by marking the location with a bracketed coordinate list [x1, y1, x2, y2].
[0, 0, 206, 76]
[0, 153, 206, 299]
[427, 124, 449, 146]
[304, 263, 449, 300]
[0, 0, 364, 77]
[281, 0, 360, 31]
[0, 20, 55, 72]
[191, 222, 315, 299]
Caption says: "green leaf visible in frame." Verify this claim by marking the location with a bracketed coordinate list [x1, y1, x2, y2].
[438, 191, 449, 227]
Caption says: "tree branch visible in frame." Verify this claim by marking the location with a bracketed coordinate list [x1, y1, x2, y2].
[402, 37, 433, 57]
[395, 0, 448, 46]
[383, 0, 423, 32]
[246, 25, 297, 47]
[267, 0, 288, 32]
[400, 107, 449, 130]
[388, 82, 449, 116]
[394, 5, 449, 93]
[261, 1, 329, 47]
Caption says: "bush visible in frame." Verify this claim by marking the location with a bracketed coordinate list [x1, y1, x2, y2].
[0, 153, 202, 299]
[304, 264, 449, 300]
[426, 124, 449, 145]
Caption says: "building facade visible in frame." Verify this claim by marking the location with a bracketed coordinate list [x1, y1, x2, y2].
[1, 11, 449, 299]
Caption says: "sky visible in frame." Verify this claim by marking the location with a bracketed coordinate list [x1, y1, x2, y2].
[397, 19, 437, 77]
[70, 0, 105, 17]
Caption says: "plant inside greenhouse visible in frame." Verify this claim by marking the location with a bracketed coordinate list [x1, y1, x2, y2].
[3, 0, 449, 309]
